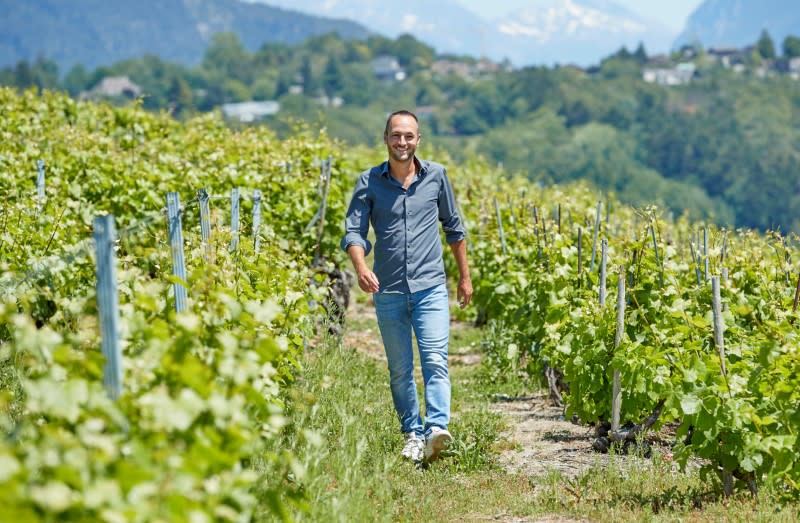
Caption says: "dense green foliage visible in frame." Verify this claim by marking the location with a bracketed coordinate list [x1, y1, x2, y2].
[0, 87, 353, 520]
[458, 163, 800, 497]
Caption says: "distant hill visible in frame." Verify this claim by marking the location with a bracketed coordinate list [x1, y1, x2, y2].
[674, 0, 800, 50]
[0, 0, 370, 70]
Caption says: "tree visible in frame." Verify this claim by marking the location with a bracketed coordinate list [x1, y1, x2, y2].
[13, 61, 34, 88]
[63, 64, 91, 96]
[783, 35, 800, 58]
[756, 29, 776, 60]
[202, 33, 253, 84]
[167, 75, 193, 116]
[323, 57, 344, 95]
[392, 34, 436, 73]
[31, 57, 59, 89]
[633, 42, 648, 63]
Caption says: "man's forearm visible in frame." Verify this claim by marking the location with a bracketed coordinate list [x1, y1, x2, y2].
[449, 239, 470, 280]
[347, 244, 369, 273]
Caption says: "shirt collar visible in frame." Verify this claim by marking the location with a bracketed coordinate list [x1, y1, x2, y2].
[380, 157, 427, 178]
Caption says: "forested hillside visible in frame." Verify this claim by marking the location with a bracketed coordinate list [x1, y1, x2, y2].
[3, 31, 800, 232]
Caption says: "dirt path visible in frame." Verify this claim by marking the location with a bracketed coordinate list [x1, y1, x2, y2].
[344, 300, 598, 522]
[344, 300, 625, 482]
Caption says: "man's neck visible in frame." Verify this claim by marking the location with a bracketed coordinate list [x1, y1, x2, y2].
[388, 157, 417, 185]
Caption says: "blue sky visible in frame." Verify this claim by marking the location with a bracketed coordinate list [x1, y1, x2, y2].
[457, 0, 705, 32]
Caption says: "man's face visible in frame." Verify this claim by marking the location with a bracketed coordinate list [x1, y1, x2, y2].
[384, 115, 420, 163]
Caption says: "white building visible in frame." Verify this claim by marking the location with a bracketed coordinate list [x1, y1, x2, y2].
[220, 101, 280, 122]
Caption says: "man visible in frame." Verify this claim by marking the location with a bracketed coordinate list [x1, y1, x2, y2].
[340, 110, 472, 464]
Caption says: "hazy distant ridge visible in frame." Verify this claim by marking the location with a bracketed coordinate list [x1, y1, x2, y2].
[674, 0, 800, 49]
[0, 0, 370, 70]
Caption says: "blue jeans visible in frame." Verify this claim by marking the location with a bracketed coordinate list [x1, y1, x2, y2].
[373, 283, 450, 438]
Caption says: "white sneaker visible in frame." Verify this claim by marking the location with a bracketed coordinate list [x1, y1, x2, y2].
[401, 432, 424, 463]
[424, 427, 453, 463]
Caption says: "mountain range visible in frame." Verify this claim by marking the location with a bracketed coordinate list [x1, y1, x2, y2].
[2, 0, 797, 72]
[674, 0, 800, 50]
[0, 0, 368, 70]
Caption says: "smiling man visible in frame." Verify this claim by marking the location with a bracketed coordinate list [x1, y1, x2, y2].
[340, 110, 472, 464]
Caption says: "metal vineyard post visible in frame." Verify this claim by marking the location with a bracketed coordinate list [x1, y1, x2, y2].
[590, 201, 601, 272]
[93, 215, 123, 399]
[230, 188, 240, 252]
[611, 264, 625, 432]
[36, 159, 45, 217]
[166, 192, 188, 313]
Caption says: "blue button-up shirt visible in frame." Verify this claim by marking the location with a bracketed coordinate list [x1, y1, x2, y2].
[340, 158, 466, 294]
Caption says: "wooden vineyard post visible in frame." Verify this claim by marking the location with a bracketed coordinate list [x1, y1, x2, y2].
[577, 227, 583, 276]
[557, 203, 561, 234]
[197, 188, 211, 260]
[793, 272, 800, 313]
[611, 264, 625, 432]
[704, 227, 710, 281]
[93, 215, 123, 400]
[590, 201, 601, 272]
[650, 224, 664, 288]
[509, 202, 519, 241]
[689, 241, 702, 285]
[230, 188, 240, 252]
[494, 197, 507, 255]
[314, 156, 333, 263]
[166, 192, 188, 313]
[252, 189, 262, 254]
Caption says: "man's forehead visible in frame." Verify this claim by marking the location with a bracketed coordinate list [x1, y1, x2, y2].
[387, 115, 419, 133]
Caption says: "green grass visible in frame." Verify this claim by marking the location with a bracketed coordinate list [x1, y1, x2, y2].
[258, 313, 800, 522]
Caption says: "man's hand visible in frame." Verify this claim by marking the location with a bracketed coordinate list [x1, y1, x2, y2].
[357, 268, 380, 293]
[457, 277, 473, 309]
[347, 245, 380, 293]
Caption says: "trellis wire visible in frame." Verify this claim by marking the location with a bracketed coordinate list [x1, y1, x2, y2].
[166, 192, 188, 313]
[93, 215, 122, 400]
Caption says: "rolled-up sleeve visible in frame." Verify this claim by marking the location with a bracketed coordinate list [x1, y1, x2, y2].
[438, 168, 466, 244]
[340, 173, 373, 256]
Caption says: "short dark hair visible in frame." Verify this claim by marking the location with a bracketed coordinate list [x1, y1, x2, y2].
[384, 110, 419, 135]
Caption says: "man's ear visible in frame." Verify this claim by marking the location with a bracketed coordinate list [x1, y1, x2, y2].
[383, 132, 388, 145]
